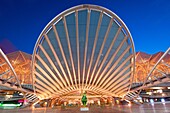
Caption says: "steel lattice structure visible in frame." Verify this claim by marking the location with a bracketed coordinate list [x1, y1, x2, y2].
[0, 49, 22, 91]
[125, 48, 170, 100]
[0, 49, 38, 103]
[0, 51, 32, 84]
[32, 5, 135, 99]
[134, 51, 170, 83]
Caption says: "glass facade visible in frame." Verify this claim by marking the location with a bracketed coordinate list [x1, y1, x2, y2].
[32, 5, 135, 99]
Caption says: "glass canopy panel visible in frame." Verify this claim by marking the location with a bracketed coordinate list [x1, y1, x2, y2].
[55, 19, 73, 77]
[85, 10, 100, 82]
[93, 13, 111, 71]
[86, 10, 100, 66]
[46, 28, 65, 82]
[65, 12, 77, 82]
[78, 9, 87, 82]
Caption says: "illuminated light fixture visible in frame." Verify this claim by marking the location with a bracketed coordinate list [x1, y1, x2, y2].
[146, 92, 152, 95]
[18, 99, 24, 103]
[19, 93, 23, 96]
[150, 99, 154, 106]
[157, 89, 162, 93]
[150, 99, 154, 104]
[161, 98, 165, 103]
[0, 103, 22, 107]
[128, 102, 131, 107]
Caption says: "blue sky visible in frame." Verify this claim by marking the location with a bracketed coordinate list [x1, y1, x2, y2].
[0, 0, 169, 54]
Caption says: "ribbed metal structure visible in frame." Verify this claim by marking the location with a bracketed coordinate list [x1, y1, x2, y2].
[0, 49, 23, 91]
[32, 5, 135, 99]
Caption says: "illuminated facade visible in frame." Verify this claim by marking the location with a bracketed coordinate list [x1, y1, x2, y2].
[32, 4, 135, 99]
[0, 5, 169, 104]
[134, 52, 170, 83]
[1, 51, 169, 89]
[0, 51, 32, 84]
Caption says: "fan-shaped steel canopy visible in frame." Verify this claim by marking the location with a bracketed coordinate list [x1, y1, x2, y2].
[32, 4, 135, 99]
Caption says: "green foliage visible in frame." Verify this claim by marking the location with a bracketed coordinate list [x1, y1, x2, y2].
[81, 93, 87, 106]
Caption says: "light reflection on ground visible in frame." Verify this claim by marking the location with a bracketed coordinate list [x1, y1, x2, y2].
[0, 103, 170, 113]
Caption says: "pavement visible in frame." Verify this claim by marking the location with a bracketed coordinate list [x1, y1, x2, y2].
[0, 103, 170, 113]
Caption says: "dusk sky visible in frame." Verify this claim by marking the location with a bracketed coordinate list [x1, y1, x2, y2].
[0, 0, 169, 54]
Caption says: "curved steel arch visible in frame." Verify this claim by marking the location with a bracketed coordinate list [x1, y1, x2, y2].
[0, 49, 22, 90]
[0, 49, 39, 104]
[32, 4, 135, 99]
